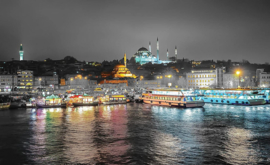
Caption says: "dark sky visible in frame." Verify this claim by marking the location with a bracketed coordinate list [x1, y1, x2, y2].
[0, 0, 270, 63]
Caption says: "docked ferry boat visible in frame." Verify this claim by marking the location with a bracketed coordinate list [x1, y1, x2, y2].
[36, 95, 66, 108]
[142, 89, 205, 108]
[195, 89, 266, 106]
[26, 98, 36, 108]
[67, 95, 98, 107]
[257, 89, 270, 103]
[101, 95, 127, 105]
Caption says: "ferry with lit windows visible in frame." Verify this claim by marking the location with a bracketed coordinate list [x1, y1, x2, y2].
[67, 95, 99, 107]
[195, 89, 266, 105]
[257, 89, 270, 103]
[142, 89, 205, 108]
[101, 95, 127, 105]
[36, 95, 66, 108]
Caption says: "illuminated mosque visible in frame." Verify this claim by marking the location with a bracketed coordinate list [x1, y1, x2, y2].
[133, 38, 177, 65]
[100, 53, 136, 85]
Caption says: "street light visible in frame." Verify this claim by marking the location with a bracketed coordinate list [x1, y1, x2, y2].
[236, 71, 240, 88]
[166, 75, 172, 88]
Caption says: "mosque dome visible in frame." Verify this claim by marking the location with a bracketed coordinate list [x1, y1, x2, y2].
[138, 47, 148, 52]
[114, 64, 126, 68]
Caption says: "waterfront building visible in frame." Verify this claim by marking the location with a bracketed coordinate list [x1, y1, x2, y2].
[186, 67, 225, 88]
[223, 74, 239, 88]
[34, 74, 59, 90]
[66, 74, 90, 89]
[136, 79, 162, 88]
[19, 44, 24, 61]
[0, 74, 17, 93]
[17, 70, 33, 90]
[256, 69, 270, 87]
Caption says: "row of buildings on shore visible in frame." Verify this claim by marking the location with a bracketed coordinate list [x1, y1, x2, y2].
[1, 64, 270, 93]
[1, 44, 270, 93]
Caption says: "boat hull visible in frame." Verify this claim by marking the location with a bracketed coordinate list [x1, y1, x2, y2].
[102, 101, 127, 105]
[143, 100, 205, 108]
[73, 102, 99, 107]
[36, 104, 66, 108]
[202, 98, 265, 106]
[0, 103, 10, 110]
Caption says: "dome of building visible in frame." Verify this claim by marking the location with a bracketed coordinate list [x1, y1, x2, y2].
[114, 64, 126, 68]
[138, 47, 148, 52]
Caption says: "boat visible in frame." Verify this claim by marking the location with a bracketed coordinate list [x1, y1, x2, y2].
[101, 95, 127, 105]
[36, 95, 66, 108]
[257, 89, 270, 103]
[142, 89, 205, 108]
[0, 102, 10, 109]
[67, 94, 98, 107]
[195, 89, 266, 106]
[26, 98, 37, 108]
[134, 94, 143, 103]
[9, 99, 26, 109]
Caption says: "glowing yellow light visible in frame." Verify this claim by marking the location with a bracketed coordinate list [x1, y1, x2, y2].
[236, 71, 240, 75]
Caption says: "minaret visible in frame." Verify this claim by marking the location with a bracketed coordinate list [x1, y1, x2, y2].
[124, 53, 127, 67]
[167, 49, 169, 61]
[149, 42, 151, 53]
[19, 44, 24, 61]
[157, 38, 159, 62]
[175, 46, 177, 61]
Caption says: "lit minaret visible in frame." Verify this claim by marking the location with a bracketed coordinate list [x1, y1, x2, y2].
[167, 49, 169, 61]
[124, 53, 127, 67]
[175, 46, 177, 61]
[156, 38, 159, 61]
[149, 42, 151, 53]
[19, 44, 24, 61]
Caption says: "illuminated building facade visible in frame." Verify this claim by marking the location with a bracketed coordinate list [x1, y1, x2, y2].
[19, 44, 24, 61]
[256, 69, 270, 87]
[187, 67, 225, 88]
[100, 54, 137, 86]
[134, 47, 158, 65]
[66, 74, 90, 89]
[0, 74, 17, 93]
[133, 38, 173, 65]
[34, 74, 59, 89]
[111, 64, 136, 78]
[17, 70, 33, 90]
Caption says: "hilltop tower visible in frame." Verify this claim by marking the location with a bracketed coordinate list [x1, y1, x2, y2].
[167, 49, 169, 61]
[149, 42, 151, 53]
[19, 44, 24, 61]
[157, 38, 159, 62]
[175, 46, 177, 61]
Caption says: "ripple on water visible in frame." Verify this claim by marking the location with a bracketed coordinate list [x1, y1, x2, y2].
[0, 104, 270, 164]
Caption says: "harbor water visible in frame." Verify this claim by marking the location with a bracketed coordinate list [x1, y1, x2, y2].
[0, 103, 270, 164]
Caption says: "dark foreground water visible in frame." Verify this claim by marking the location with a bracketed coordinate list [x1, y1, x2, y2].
[0, 103, 270, 165]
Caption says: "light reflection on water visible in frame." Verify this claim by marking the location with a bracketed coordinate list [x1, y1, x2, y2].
[0, 104, 270, 164]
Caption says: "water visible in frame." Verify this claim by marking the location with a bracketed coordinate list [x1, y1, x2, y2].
[0, 103, 270, 164]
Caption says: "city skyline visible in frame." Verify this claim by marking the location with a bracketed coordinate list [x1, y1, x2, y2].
[0, 0, 270, 63]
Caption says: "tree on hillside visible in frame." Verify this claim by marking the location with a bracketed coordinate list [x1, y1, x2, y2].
[63, 56, 77, 63]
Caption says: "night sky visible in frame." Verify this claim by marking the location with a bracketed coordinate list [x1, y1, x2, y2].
[0, 0, 270, 63]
